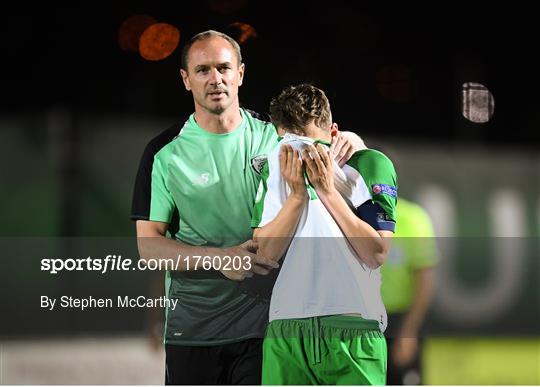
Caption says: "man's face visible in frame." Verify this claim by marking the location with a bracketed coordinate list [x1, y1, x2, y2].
[180, 37, 244, 115]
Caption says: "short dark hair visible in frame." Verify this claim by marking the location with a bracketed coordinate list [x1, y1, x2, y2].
[181, 30, 242, 71]
[269, 84, 332, 135]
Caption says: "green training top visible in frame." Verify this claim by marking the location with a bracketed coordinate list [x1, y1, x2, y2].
[148, 108, 278, 345]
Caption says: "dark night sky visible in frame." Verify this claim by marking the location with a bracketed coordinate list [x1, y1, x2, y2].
[2, 2, 538, 147]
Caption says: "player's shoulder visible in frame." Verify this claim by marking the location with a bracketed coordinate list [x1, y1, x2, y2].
[398, 198, 431, 222]
[398, 198, 420, 212]
[143, 116, 190, 159]
[347, 148, 395, 173]
[243, 108, 277, 132]
[396, 198, 436, 237]
[244, 108, 272, 123]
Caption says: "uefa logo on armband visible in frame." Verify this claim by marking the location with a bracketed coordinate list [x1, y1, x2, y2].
[371, 184, 397, 197]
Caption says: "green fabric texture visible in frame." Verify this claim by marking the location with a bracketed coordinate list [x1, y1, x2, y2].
[150, 109, 277, 247]
[381, 198, 439, 313]
[251, 161, 270, 228]
[262, 316, 387, 385]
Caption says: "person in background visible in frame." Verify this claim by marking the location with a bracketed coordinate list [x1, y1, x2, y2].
[381, 196, 438, 385]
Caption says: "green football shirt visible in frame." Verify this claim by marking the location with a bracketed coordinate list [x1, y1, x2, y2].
[148, 108, 278, 345]
[381, 198, 439, 313]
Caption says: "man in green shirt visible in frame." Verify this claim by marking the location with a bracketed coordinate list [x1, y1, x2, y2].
[131, 30, 364, 384]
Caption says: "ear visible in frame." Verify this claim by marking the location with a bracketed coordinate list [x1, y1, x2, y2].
[238, 63, 245, 86]
[330, 122, 339, 138]
[180, 69, 191, 91]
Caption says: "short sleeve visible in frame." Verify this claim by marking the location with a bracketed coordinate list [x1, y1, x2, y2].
[131, 140, 157, 221]
[148, 155, 175, 224]
[348, 150, 398, 231]
[130, 122, 184, 221]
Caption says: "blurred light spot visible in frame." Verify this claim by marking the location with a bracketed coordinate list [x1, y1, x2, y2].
[118, 15, 157, 52]
[433, 189, 526, 326]
[207, 0, 248, 14]
[462, 82, 495, 123]
[489, 189, 525, 237]
[375, 64, 417, 103]
[226, 22, 257, 44]
[416, 184, 456, 237]
[139, 23, 180, 61]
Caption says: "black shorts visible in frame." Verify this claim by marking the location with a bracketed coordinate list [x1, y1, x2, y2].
[165, 338, 263, 385]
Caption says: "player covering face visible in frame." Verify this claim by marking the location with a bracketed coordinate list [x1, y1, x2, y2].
[253, 84, 397, 385]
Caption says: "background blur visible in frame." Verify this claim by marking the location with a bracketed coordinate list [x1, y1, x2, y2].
[0, 2, 538, 385]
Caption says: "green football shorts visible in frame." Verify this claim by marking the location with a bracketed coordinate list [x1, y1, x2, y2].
[262, 315, 387, 385]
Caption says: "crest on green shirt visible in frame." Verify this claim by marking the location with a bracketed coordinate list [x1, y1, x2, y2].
[250, 154, 267, 175]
